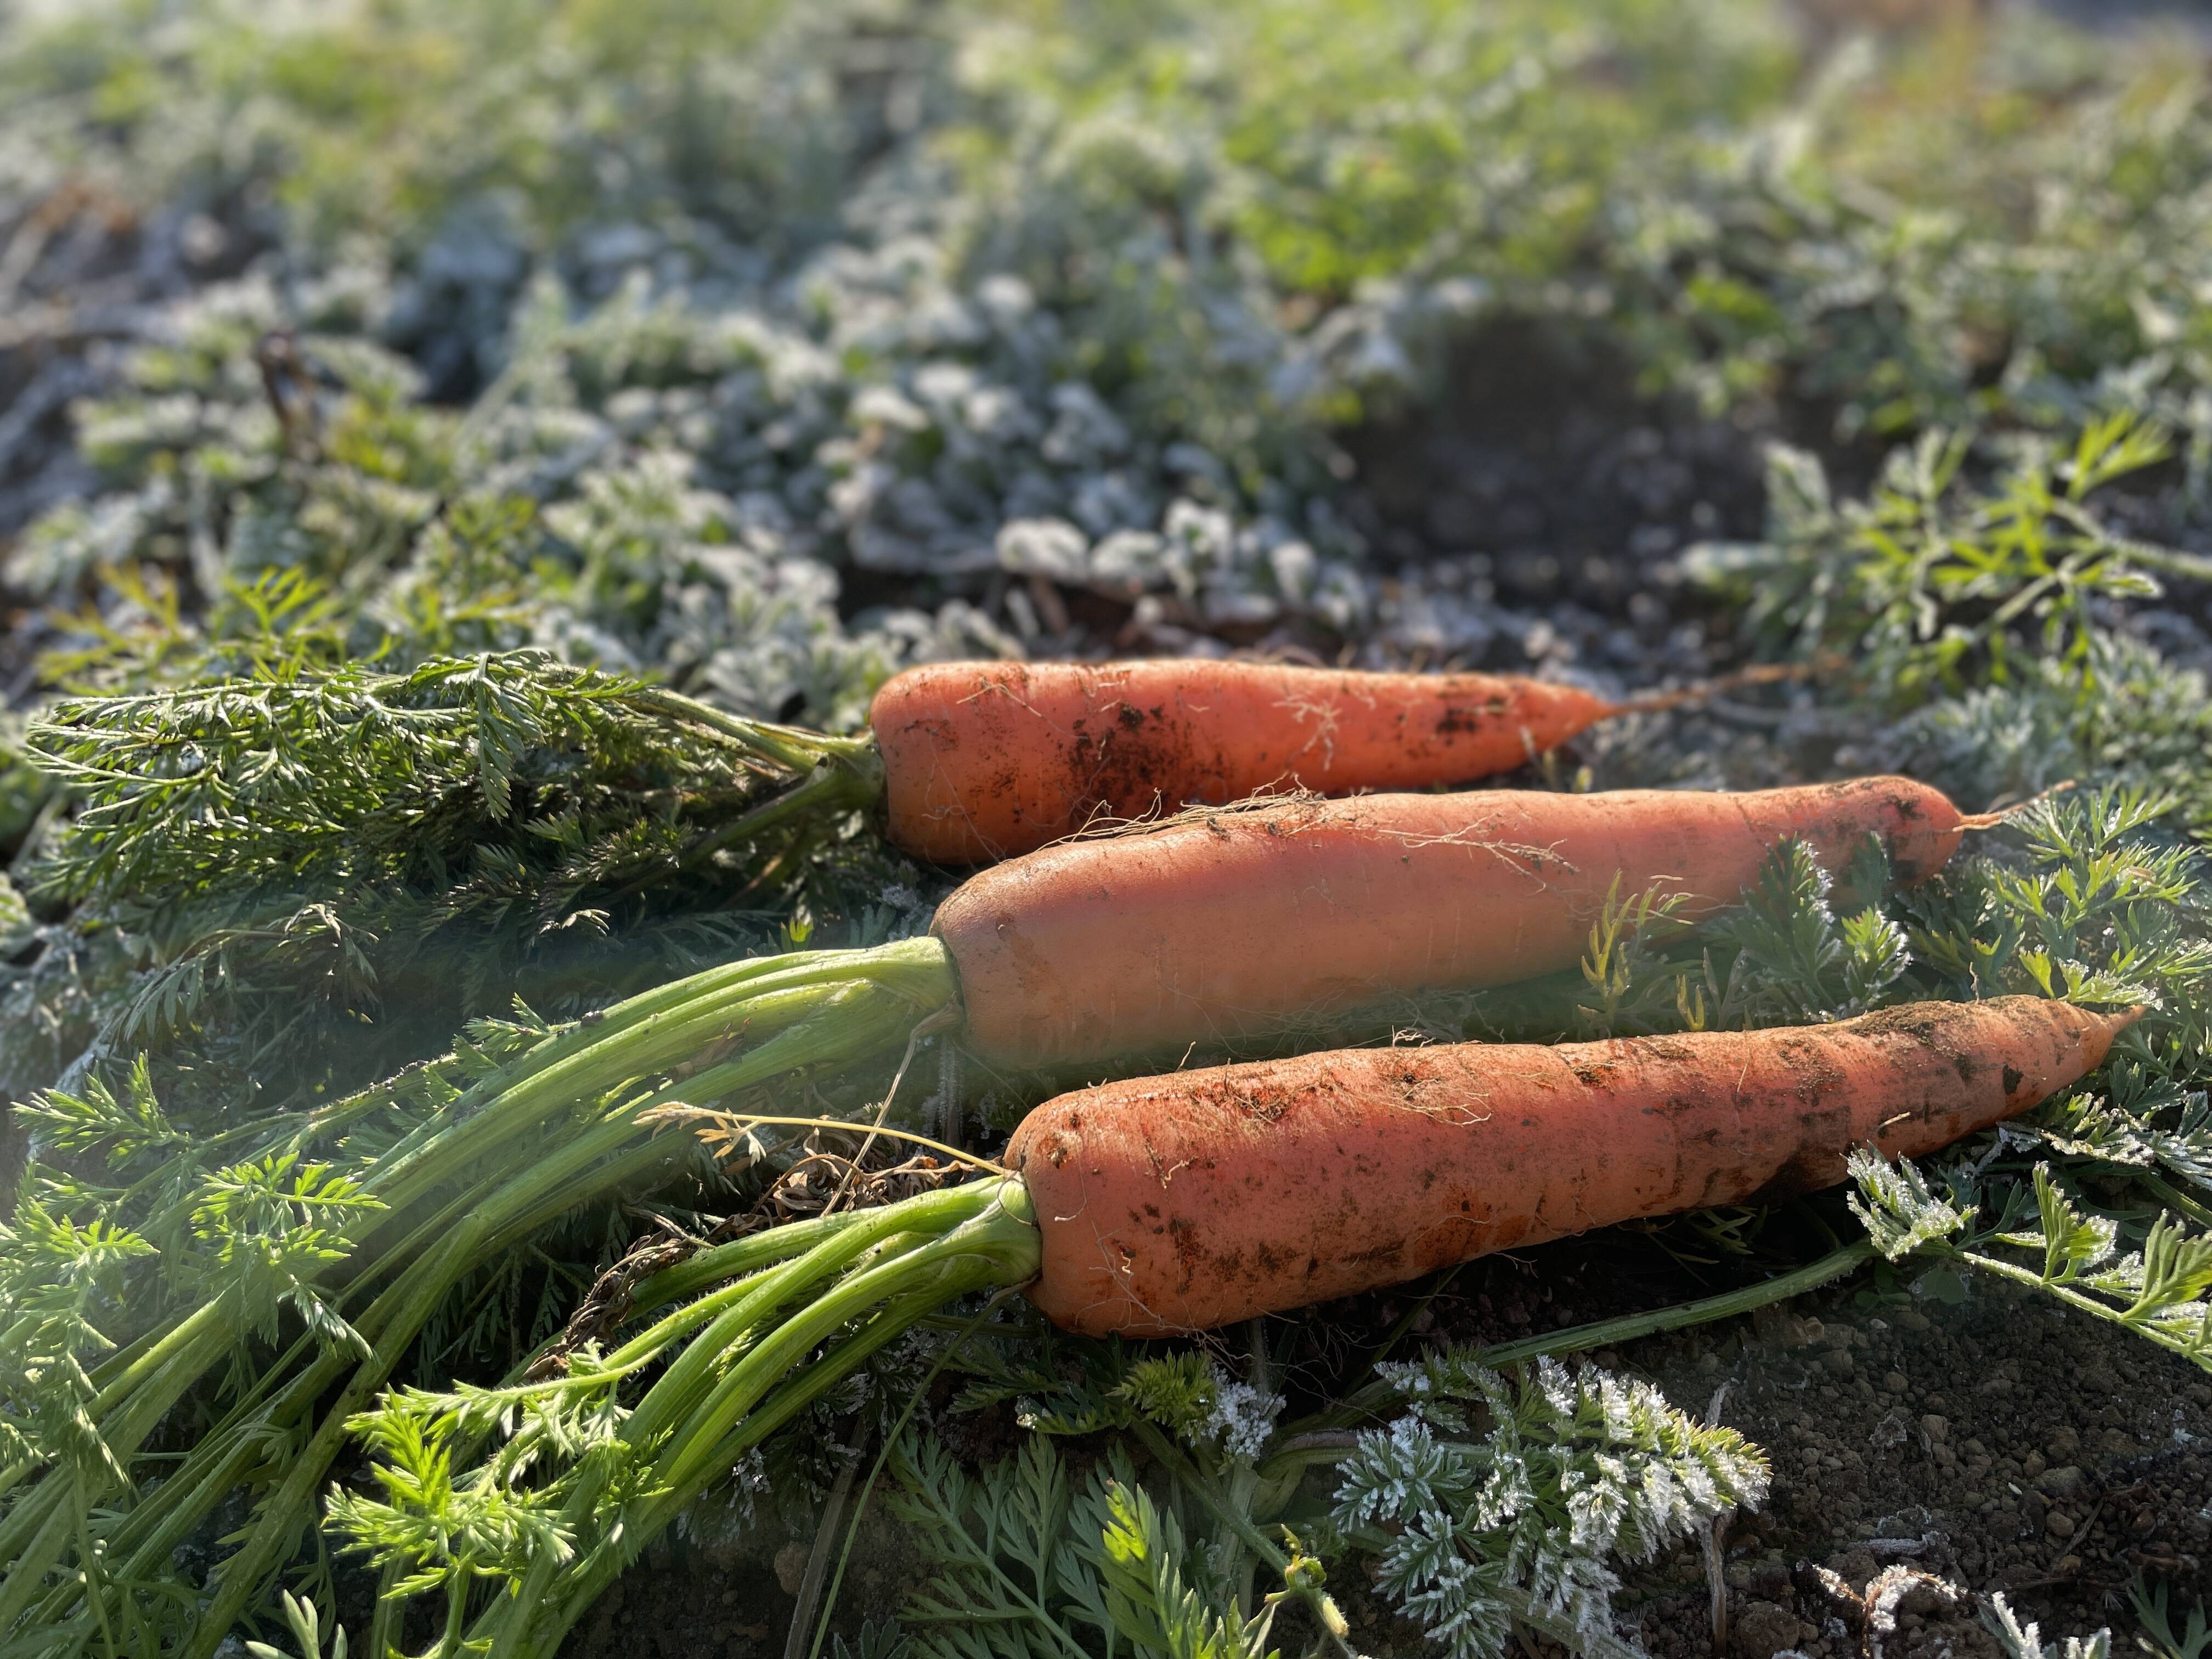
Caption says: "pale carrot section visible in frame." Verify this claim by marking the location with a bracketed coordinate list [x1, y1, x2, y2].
[936, 778, 1967, 1069]
[872, 659, 1618, 863]
[1006, 997, 2136, 1336]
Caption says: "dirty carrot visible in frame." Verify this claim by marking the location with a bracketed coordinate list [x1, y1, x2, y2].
[934, 776, 1980, 1067]
[1004, 996, 2139, 1334]
[870, 657, 1810, 862]
[341, 997, 2130, 1657]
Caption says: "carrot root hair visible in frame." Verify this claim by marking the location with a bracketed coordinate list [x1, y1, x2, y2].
[1042, 783, 1324, 849]
[1607, 657, 1826, 717]
[1955, 778, 2079, 831]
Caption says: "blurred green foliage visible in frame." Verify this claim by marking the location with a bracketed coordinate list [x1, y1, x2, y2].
[15, 0, 2212, 440]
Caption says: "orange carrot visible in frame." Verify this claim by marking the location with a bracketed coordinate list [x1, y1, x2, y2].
[871, 658, 1801, 862]
[1004, 997, 2137, 1336]
[935, 776, 1976, 1069]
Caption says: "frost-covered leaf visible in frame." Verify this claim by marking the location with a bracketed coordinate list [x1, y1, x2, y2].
[1984, 1593, 2111, 1659]
[1333, 1358, 1765, 1659]
[1849, 1150, 1972, 1262]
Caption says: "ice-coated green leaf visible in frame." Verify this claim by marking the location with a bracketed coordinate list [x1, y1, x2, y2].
[1848, 1150, 1972, 1263]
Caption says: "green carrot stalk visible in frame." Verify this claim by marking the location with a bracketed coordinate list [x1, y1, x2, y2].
[330, 1178, 1040, 1657]
[325, 995, 2136, 1657]
[0, 938, 961, 1659]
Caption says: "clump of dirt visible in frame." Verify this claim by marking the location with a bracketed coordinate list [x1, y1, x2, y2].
[1620, 1269, 2210, 1657]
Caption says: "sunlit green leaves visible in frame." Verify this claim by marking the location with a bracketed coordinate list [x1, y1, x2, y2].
[1690, 419, 2185, 701]
[188, 1153, 383, 1353]
[1077, 1476, 1276, 1659]
[1839, 909, 1913, 1013]
[242, 1590, 348, 1659]
[2124, 1217, 2212, 1335]
[0, 873, 27, 947]
[16, 1057, 187, 1168]
[1852, 1153, 2212, 1371]
[328, 1397, 580, 1600]
[1575, 876, 1699, 1038]
[1892, 788, 2212, 1051]
[893, 1434, 1280, 1659]
[0, 1195, 160, 1485]
[1991, 1165, 2118, 1285]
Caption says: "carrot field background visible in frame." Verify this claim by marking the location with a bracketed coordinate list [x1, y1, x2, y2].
[5, 2, 2212, 1656]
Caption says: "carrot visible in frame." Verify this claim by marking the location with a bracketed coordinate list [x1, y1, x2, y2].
[360, 995, 2130, 1659]
[934, 775, 1981, 1068]
[1006, 996, 2138, 1335]
[872, 658, 1803, 862]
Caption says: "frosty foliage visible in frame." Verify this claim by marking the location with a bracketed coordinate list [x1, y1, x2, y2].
[1200, 1374, 1288, 1465]
[1983, 1593, 2112, 1659]
[1847, 1150, 1973, 1264]
[1331, 1356, 1768, 1659]
[1110, 1352, 1286, 1464]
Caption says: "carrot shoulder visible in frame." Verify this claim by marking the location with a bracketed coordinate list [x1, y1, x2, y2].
[1005, 997, 2136, 1336]
[935, 777, 1970, 1069]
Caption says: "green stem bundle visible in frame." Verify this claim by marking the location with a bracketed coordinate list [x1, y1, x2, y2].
[0, 936, 959, 1659]
[332, 1178, 1042, 1658]
[335, 1186, 1869, 1659]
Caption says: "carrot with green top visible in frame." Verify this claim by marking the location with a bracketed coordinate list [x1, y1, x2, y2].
[336, 997, 2132, 1657]
[29, 652, 1805, 876]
